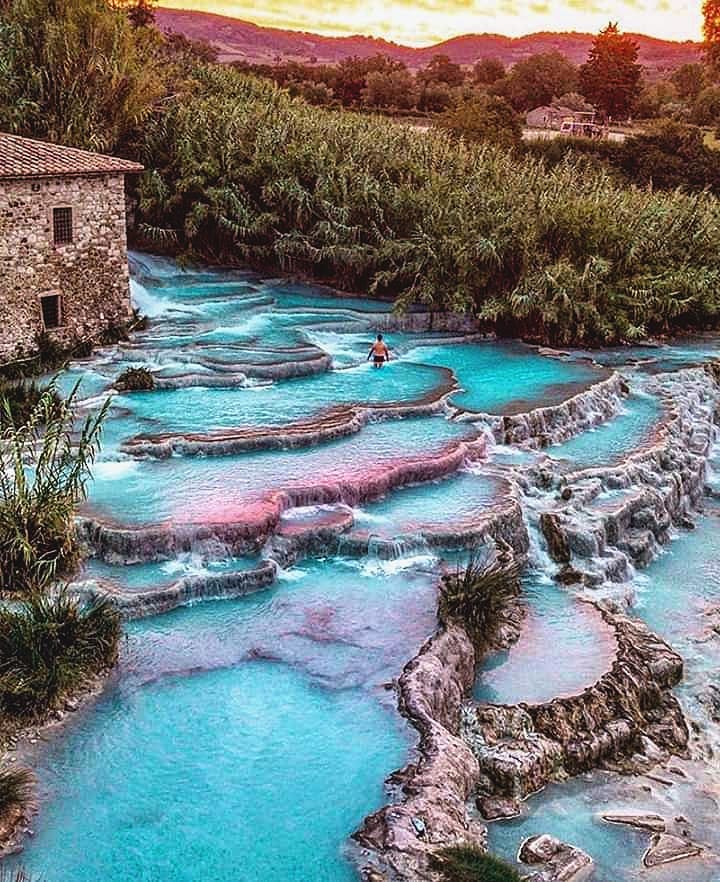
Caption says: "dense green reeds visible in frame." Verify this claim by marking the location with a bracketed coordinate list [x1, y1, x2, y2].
[438, 545, 522, 646]
[137, 67, 720, 345]
[0, 382, 108, 593]
[431, 845, 522, 882]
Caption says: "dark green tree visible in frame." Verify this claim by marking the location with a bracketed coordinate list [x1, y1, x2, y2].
[671, 62, 708, 102]
[420, 54, 465, 87]
[494, 52, 578, 111]
[704, 0, 720, 76]
[435, 94, 522, 149]
[579, 23, 642, 119]
[473, 57, 506, 86]
[691, 84, 720, 124]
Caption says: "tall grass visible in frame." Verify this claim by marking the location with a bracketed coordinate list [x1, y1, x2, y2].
[431, 845, 521, 882]
[0, 382, 109, 594]
[0, 592, 121, 717]
[0, 766, 36, 821]
[438, 545, 521, 647]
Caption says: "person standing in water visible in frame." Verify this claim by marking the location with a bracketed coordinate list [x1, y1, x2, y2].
[368, 333, 390, 368]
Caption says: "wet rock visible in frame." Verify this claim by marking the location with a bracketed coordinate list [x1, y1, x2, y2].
[463, 611, 687, 798]
[521, 834, 563, 864]
[540, 513, 571, 563]
[520, 834, 593, 882]
[643, 833, 703, 868]
[603, 813, 666, 833]
[354, 625, 487, 881]
[476, 796, 520, 820]
[555, 565, 584, 585]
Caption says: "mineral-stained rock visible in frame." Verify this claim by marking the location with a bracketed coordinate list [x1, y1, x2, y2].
[354, 625, 486, 881]
[602, 813, 666, 833]
[520, 833, 564, 864]
[540, 512, 571, 563]
[520, 835, 593, 882]
[475, 795, 520, 820]
[463, 611, 687, 799]
[643, 833, 703, 867]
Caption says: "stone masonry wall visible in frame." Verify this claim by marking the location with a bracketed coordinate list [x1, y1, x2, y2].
[0, 173, 134, 361]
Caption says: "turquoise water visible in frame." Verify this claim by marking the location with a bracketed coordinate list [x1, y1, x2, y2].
[486, 503, 720, 881]
[474, 573, 616, 705]
[548, 391, 662, 468]
[352, 469, 503, 537]
[409, 343, 600, 414]
[11, 557, 440, 881]
[120, 361, 448, 435]
[13, 663, 406, 882]
[20, 254, 720, 882]
[86, 416, 476, 527]
[81, 555, 261, 593]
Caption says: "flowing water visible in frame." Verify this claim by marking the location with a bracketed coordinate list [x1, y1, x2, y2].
[10, 254, 720, 881]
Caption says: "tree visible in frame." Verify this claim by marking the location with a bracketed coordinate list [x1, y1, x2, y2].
[671, 63, 708, 102]
[579, 23, 642, 119]
[691, 84, 720, 124]
[110, 0, 156, 27]
[473, 57, 505, 86]
[704, 0, 720, 76]
[362, 68, 418, 110]
[552, 92, 594, 112]
[494, 52, 578, 111]
[420, 54, 465, 87]
[618, 119, 720, 192]
[418, 80, 453, 113]
[634, 80, 679, 118]
[435, 94, 522, 149]
[333, 54, 405, 105]
[0, 0, 163, 151]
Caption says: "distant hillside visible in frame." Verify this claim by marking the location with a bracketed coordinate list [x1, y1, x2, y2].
[155, 7, 702, 73]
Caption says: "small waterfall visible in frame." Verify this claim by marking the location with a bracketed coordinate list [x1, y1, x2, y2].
[366, 533, 431, 561]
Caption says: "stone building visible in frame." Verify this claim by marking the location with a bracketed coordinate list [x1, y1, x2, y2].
[0, 132, 143, 362]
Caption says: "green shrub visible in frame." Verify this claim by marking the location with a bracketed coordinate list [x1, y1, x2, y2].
[0, 765, 36, 821]
[115, 367, 155, 391]
[439, 545, 521, 646]
[0, 382, 109, 593]
[0, 592, 121, 717]
[431, 845, 521, 882]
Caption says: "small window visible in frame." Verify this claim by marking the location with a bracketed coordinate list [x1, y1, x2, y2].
[53, 207, 73, 245]
[40, 294, 62, 329]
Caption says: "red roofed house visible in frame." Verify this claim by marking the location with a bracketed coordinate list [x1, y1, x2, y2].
[0, 132, 143, 361]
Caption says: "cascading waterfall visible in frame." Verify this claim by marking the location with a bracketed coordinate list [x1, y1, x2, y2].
[7, 253, 720, 882]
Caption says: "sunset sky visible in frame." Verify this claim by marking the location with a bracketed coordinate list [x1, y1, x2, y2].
[162, 0, 704, 45]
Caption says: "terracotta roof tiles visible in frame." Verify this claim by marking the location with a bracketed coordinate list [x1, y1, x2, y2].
[0, 132, 144, 180]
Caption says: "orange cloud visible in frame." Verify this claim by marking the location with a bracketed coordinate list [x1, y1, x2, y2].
[162, 0, 704, 45]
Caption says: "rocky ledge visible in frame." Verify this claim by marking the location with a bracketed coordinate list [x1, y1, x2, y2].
[353, 525, 529, 882]
[462, 610, 688, 801]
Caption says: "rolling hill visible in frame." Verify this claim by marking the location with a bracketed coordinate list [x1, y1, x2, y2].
[155, 7, 703, 72]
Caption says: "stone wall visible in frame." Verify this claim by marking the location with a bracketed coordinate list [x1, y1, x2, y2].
[0, 173, 133, 361]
